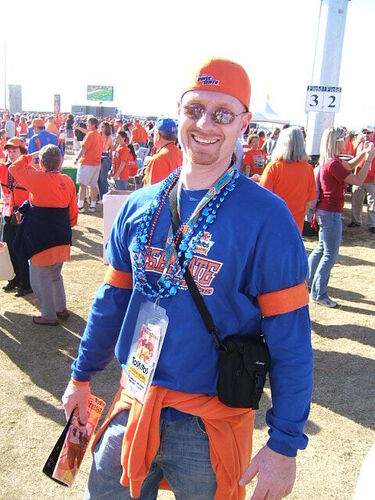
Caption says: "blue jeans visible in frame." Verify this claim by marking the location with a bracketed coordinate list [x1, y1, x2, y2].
[98, 157, 112, 199]
[307, 210, 342, 300]
[84, 411, 217, 499]
[115, 179, 128, 190]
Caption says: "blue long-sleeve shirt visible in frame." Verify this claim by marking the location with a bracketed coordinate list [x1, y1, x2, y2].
[72, 174, 313, 457]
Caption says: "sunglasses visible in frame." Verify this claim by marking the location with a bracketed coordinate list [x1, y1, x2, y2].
[182, 104, 247, 125]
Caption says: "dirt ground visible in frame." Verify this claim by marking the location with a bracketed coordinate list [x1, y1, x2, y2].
[0, 198, 374, 500]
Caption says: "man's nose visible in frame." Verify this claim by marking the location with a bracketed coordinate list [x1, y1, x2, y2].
[195, 110, 216, 129]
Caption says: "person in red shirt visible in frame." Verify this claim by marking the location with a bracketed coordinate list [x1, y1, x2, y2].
[74, 116, 103, 213]
[0, 137, 32, 295]
[242, 133, 267, 178]
[260, 127, 317, 233]
[143, 118, 182, 186]
[109, 131, 131, 190]
[348, 129, 375, 232]
[307, 126, 374, 308]
[9, 145, 78, 325]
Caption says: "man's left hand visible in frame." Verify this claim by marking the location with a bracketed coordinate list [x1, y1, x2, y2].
[239, 445, 296, 500]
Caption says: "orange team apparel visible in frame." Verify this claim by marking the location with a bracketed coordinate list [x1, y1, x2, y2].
[130, 124, 148, 144]
[128, 156, 138, 177]
[343, 137, 356, 156]
[81, 130, 103, 166]
[8, 154, 78, 265]
[90, 383, 254, 500]
[0, 161, 29, 214]
[355, 156, 375, 183]
[242, 148, 267, 176]
[260, 160, 317, 233]
[143, 143, 183, 186]
[113, 145, 131, 181]
[19, 122, 28, 135]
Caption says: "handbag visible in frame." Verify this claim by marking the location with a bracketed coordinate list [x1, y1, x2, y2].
[0, 242, 16, 281]
[169, 181, 270, 409]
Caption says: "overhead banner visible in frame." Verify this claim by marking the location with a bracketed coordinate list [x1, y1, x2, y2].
[54, 94, 61, 115]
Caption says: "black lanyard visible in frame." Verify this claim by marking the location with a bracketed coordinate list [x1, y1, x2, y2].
[169, 181, 223, 349]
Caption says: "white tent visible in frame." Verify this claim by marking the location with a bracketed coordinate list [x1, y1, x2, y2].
[251, 100, 289, 125]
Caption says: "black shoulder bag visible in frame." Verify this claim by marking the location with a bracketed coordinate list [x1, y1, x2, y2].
[169, 182, 270, 409]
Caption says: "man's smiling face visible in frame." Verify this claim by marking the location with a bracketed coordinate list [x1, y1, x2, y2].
[178, 90, 250, 169]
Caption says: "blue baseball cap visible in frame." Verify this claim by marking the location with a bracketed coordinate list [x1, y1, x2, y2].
[156, 118, 178, 136]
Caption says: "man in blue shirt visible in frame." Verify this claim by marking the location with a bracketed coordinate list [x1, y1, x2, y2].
[28, 118, 64, 159]
[62, 58, 313, 500]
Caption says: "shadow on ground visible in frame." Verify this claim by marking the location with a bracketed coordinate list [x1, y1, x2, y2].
[0, 310, 119, 425]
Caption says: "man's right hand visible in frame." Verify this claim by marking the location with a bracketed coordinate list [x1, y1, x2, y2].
[61, 379, 91, 424]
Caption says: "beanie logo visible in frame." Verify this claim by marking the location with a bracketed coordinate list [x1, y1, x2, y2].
[197, 74, 219, 86]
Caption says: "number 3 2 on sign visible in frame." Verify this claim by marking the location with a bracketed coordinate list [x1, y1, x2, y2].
[305, 86, 342, 113]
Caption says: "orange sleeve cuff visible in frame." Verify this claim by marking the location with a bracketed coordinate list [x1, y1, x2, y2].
[257, 281, 309, 317]
[105, 265, 133, 289]
[71, 378, 90, 386]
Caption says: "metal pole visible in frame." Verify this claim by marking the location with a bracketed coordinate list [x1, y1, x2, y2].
[305, 0, 350, 160]
[4, 41, 7, 110]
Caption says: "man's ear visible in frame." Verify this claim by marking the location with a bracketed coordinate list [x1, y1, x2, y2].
[240, 112, 252, 134]
[177, 101, 181, 117]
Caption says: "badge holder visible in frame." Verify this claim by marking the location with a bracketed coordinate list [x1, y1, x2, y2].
[124, 300, 169, 404]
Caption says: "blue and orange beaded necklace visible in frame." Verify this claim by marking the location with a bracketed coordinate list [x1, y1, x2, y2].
[132, 164, 239, 299]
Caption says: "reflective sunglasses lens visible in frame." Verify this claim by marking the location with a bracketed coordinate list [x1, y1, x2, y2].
[213, 110, 235, 125]
[184, 105, 204, 120]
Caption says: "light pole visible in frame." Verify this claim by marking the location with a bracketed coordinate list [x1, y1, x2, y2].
[305, 0, 350, 161]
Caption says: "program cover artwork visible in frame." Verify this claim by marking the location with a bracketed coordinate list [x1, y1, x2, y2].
[43, 395, 105, 487]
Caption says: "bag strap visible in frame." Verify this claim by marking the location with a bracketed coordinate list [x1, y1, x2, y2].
[169, 181, 224, 349]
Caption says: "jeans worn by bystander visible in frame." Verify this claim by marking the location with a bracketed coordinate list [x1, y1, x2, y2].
[307, 210, 342, 303]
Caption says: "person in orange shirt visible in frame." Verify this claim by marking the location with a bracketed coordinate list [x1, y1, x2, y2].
[242, 133, 267, 177]
[260, 126, 317, 233]
[143, 118, 182, 186]
[74, 116, 103, 213]
[9, 145, 78, 325]
[130, 119, 148, 146]
[45, 115, 59, 135]
[258, 130, 266, 150]
[0, 129, 6, 160]
[0, 137, 32, 295]
[343, 131, 356, 157]
[18, 116, 28, 140]
[109, 131, 131, 190]
[127, 144, 138, 178]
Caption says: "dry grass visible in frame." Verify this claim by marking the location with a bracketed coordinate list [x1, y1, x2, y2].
[0, 198, 374, 499]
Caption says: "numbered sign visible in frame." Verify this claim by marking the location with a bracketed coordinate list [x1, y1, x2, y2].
[305, 86, 342, 113]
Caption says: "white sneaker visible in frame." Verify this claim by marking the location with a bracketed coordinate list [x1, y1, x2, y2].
[78, 206, 86, 213]
[311, 297, 337, 308]
[88, 205, 96, 213]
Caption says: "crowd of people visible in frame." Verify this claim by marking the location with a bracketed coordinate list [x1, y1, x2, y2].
[0, 56, 374, 499]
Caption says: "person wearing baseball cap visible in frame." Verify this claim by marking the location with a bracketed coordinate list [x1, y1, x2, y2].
[143, 118, 182, 186]
[63, 58, 312, 499]
[0, 137, 32, 296]
[28, 117, 63, 162]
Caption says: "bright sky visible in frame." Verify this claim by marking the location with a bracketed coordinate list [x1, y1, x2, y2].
[1, 0, 374, 130]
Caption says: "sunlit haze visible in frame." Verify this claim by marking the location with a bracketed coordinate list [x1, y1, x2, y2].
[1, 0, 374, 130]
